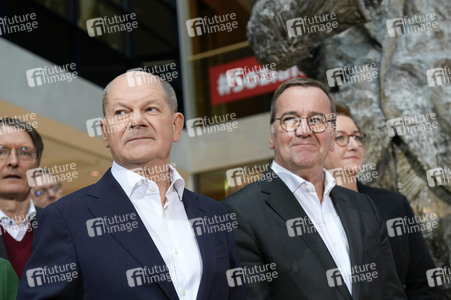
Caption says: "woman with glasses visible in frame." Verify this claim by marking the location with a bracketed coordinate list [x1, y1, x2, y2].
[325, 103, 440, 299]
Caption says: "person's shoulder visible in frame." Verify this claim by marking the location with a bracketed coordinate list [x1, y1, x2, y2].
[48, 181, 101, 212]
[183, 188, 227, 213]
[331, 185, 379, 210]
[222, 180, 263, 208]
[358, 182, 407, 204]
[332, 184, 370, 200]
[357, 182, 412, 219]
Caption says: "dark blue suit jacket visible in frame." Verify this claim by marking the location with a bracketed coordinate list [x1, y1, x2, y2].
[357, 182, 440, 300]
[17, 169, 245, 300]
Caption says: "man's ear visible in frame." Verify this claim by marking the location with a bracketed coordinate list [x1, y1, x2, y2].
[100, 118, 110, 148]
[269, 124, 275, 150]
[172, 112, 184, 143]
[329, 126, 335, 152]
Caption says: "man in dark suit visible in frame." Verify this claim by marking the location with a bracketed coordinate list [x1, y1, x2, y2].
[18, 71, 245, 299]
[222, 78, 407, 299]
[0, 118, 43, 279]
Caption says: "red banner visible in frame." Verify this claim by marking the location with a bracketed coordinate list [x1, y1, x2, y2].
[209, 56, 306, 105]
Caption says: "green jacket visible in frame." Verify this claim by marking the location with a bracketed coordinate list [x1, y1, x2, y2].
[0, 257, 19, 300]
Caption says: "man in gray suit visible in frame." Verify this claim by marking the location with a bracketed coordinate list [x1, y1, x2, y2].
[222, 78, 407, 300]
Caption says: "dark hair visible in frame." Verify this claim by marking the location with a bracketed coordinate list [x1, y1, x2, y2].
[270, 78, 336, 124]
[0, 118, 44, 164]
[102, 72, 178, 116]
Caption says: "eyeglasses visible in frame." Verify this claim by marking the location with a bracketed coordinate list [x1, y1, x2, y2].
[275, 113, 335, 133]
[0, 145, 37, 161]
[334, 133, 366, 147]
[34, 184, 62, 197]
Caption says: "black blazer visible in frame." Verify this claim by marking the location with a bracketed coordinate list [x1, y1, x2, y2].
[0, 205, 42, 261]
[357, 182, 440, 300]
[222, 169, 407, 300]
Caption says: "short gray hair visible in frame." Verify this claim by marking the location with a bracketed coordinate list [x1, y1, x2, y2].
[102, 72, 178, 116]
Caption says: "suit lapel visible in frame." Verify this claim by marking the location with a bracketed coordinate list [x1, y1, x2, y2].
[331, 188, 363, 300]
[86, 169, 178, 300]
[262, 169, 352, 300]
[182, 190, 215, 300]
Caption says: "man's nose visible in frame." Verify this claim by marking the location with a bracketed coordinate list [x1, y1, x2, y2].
[129, 112, 147, 129]
[295, 119, 312, 137]
[6, 150, 19, 167]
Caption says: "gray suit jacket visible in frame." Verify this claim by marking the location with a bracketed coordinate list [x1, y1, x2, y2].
[222, 169, 407, 300]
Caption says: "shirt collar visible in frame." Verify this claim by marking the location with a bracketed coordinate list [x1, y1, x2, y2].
[0, 199, 37, 225]
[111, 161, 184, 200]
[271, 160, 336, 198]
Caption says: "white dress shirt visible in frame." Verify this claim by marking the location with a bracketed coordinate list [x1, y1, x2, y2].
[111, 161, 202, 299]
[271, 161, 353, 294]
[0, 200, 36, 242]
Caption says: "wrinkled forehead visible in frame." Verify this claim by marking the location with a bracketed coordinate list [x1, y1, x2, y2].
[0, 125, 34, 144]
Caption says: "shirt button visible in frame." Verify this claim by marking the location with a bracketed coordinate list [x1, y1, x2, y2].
[181, 290, 186, 296]
[174, 248, 179, 255]
[149, 186, 156, 192]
